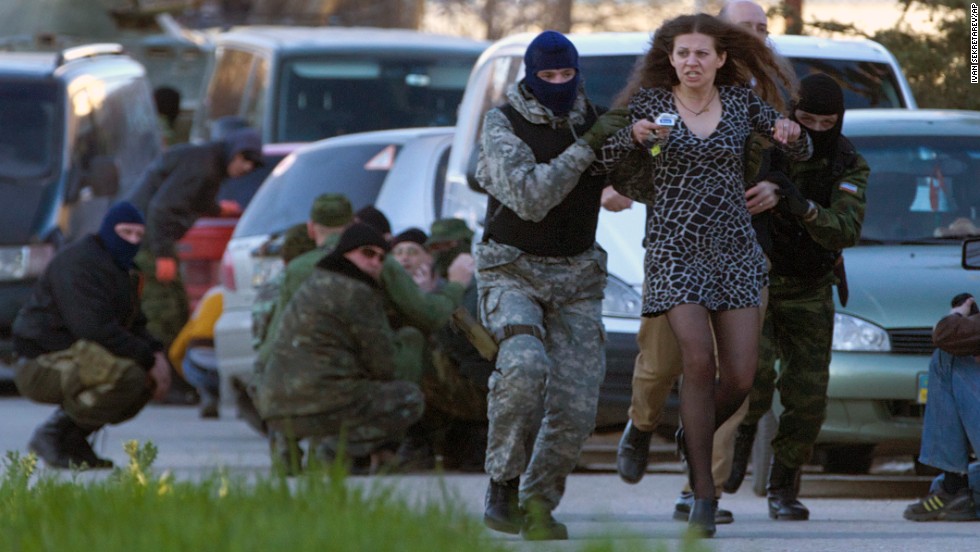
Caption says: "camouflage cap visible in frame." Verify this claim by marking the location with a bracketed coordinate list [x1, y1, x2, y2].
[310, 193, 353, 227]
[427, 218, 474, 245]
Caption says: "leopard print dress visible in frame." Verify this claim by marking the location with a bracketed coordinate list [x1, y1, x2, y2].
[598, 85, 810, 316]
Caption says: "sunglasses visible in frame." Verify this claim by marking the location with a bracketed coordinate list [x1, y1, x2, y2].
[358, 246, 386, 261]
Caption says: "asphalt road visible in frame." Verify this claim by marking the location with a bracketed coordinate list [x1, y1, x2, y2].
[1, 396, 975, 551]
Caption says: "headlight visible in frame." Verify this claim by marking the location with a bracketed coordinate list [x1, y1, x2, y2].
[603, 275, 642, 318]
[0, 244, 55, 282]
[832, 313, 890, 352]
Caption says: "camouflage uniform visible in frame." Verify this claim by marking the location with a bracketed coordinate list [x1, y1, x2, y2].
[476, 81, 610, 511]
[742, 139, 870, 469]
[251, 223, 317, 352]
[253, 254, 425, 457]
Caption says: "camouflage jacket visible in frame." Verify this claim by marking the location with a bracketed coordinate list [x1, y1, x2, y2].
[475, 82, 598, 223]
[253, 254, 401, 419]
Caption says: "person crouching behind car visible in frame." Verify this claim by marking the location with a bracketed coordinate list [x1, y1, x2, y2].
[253, 223, 426, 475]
[12, 201, 172, 469]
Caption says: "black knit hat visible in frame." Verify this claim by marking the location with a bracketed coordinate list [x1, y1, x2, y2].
[333, 222, 391, 256]
[355, 205, 391, 236]
[392, 227, 428, 247]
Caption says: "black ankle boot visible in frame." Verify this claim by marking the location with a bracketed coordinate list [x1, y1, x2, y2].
[484, 477, 523, 534]
[28, 409, 76, 468]
[617, 420, 653, 484]
[767, 459, 809, 520]
[688, 498, 717, 538]
[29, 409, 113, 470]
[65, 422, 114, 469]
[520, 497, 568, 541]
[723, 423, 757, 493]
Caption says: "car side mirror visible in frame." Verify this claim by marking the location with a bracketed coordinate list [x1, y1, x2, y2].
[465, 147, 488, 195]
[962, 237, 980, 269]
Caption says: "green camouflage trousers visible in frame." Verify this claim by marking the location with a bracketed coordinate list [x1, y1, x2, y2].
[475, 241, 607, 511]
[14, 340, 152, 428]
[742, 273, 835, 468]
[135, 248, 189, 347]
[265, 380, 424, 457]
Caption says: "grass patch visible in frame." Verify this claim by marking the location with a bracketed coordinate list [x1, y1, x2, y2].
[0, 442, 713, 552]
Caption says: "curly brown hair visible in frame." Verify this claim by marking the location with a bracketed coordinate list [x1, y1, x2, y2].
[613, 13, 796, 113]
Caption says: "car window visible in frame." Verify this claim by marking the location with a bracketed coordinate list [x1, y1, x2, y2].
[854, 135, 980, 242]
[206, 48, 257, 122]
[792, 58, 904, 108]
[579, 55, 643, 108]
[233, 142, 403, 238]
[274, 53, 475, 142]
[0, 81, 60, 179]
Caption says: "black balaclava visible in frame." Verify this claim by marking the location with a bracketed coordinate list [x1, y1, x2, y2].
[523, 30, 580, 117]
[97, 201, 145, 270]
[793, 73, 845, 161]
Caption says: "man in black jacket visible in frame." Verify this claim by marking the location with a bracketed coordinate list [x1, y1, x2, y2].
[13, 202, 172, 469]
[128, 127, 263, 347]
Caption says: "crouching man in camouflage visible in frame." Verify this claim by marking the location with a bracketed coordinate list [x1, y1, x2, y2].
[253, 223, 425, 475]
[13, 202, 172, 469]
[475, 30, 629, 540]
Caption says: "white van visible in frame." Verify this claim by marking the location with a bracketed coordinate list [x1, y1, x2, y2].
[440, 32, 917, 431]
[190, 26, 487, 143]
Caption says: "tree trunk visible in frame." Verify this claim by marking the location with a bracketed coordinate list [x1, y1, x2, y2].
[784, 0, 803, 35]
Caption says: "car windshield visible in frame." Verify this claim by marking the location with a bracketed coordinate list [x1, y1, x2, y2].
[233, 142, 402, 238]
[853, 135, 980, 242]
[275, 53, 475, 142]
[0, 81, 60, 180]
[792, 58, 905, 108]
[580, 55, 644, 108]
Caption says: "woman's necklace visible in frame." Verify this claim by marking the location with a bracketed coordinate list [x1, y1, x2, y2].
[673, 87, 717, 116]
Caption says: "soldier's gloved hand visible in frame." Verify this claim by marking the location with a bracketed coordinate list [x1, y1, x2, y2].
[771, 172, 811, 218]
[155, 256, 178, 283]
[582, 107, 631, 153]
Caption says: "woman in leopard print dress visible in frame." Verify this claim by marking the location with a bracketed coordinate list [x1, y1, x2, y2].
[594, 13, 811, 535]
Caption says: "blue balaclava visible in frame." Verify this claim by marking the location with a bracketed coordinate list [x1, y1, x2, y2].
[97, 201, 145, 269]
[523, 30, 580, 117]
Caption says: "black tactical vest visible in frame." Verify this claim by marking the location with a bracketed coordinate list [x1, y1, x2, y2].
[769, 138, 859, 278]
[483, 103, 605, 257]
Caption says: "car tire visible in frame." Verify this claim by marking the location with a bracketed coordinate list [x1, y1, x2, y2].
[820, 444, 876, 474]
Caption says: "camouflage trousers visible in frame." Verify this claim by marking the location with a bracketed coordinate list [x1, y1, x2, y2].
[265, 380, 424, 457]
[14, 340, 152, 429]
[742, 273, 835, 469]
[475, 241, 607, 511]
[135, 248, 189, 347]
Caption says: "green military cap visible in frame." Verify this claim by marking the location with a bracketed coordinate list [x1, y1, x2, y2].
[427, 218, 474, 245]
[310, 193, 353, 227]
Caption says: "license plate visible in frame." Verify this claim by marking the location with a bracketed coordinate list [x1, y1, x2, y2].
[916, 371, 928, 404]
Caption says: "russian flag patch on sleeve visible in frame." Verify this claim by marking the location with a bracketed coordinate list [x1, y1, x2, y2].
[839, 182, 859, 194]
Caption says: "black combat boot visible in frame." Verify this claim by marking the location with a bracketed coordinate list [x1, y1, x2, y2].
[617, 420, 653, 484]
[65, 421, 114, 469]
[723, 423, 758, 493]
[484, 477, 524, 534]
[520, 497, 568, 541]
[767, 459, 809, 520]
[29, 409, 113, 470]
[28, 409, 76, 469]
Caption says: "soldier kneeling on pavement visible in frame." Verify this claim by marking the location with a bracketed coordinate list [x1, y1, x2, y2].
[252, 223, 426, 475]
[12, 202, 172, 469]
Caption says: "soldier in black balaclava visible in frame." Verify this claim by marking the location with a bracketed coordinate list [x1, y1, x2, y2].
[734, 73, 871, 521]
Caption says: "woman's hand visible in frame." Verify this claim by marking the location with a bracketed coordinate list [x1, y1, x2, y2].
[771, 118, 801, 145]
[631, 119, 670, 146]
